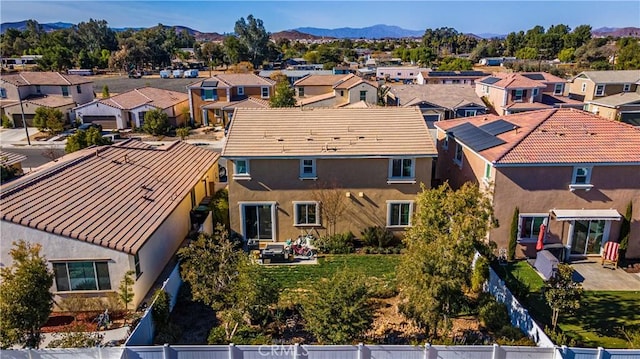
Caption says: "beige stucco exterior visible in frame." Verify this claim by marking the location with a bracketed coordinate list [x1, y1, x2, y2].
[569, 78, 637, 102]
[435, 129, 640, 260]
[190, 86, 272, 126]
[227, 157, 433, 241]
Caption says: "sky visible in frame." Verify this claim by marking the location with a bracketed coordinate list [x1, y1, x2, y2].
[1, 1, 639, 35]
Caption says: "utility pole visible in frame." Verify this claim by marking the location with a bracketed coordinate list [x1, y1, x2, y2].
[19, 97, 31, 146]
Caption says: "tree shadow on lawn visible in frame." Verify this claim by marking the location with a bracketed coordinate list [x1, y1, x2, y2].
[169, 283, 217, 344]
[560, 292, 640, 338]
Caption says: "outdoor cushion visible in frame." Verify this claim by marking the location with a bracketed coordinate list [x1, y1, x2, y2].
[601, 241, 620, 269]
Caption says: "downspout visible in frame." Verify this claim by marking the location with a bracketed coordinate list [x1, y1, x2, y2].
[187, 86, 194, 127]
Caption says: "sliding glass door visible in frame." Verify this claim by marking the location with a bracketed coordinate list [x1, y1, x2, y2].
[243, 204, 275, 241]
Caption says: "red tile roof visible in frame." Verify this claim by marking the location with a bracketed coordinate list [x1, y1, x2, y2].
[0, 151, 27, 167]
[100, 87, 187, 110]
[479, 73, 547, 89]
[0, 140, 219, 254]
[435, 108, 640, 165]
[1, 71, 93, 86]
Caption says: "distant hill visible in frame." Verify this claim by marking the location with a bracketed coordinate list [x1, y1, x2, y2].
[0, 20, 73, 33]
[271, 30, 329, 41]
[294, 24, 424, 39]
[475, 33, 507, 39]
[592, 27, 640, 38]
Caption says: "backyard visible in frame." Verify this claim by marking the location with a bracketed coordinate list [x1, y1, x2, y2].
[493, 261, 640, 348]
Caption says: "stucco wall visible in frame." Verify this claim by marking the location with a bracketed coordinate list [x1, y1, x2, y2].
[347, 83, 377, 104]
[296, 85, 333, 97]
[227, 157, 432, 241]
[75, 102, 124, 127]
[0, 221, 130, 310]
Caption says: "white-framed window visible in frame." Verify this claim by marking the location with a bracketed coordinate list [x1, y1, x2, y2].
[240, 202, 276, 241]
[261, 86, 270, 98]
[570, 166, 594, 191]
[533, 88, 539, 96]
[233, 159, 250, 179]
[388, 158, 415, 183]
[203, 88, 217, 100]
[464, 109, 477, 117]
[581, 83, 587, 93]
[360, 90, 367, 101]
[387, 201, 413, 227]
[595, 84, 605, 96]
[237, 86, 245, 96]
[298, 87, 305, 97]
[623, 83, 631, 92]
[518, 214, 548, 242]
[293, 201, 320, 226]
[299, 159, 316, 179]
[554, 83, 564, 95]
[454, 142, 464, 167]
[0, 88, 6, 98]
[52, 261, 111, 292]
[482, 85, 489, 94]
[513, 89, 524, 102]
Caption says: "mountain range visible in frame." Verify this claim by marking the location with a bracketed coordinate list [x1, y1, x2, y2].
[1, 20, 639, 40]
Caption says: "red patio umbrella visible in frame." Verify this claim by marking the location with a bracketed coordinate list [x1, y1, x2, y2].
[536, 223, 546, 251]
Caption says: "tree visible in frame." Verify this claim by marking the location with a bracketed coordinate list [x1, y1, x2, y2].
[222, 35, 248, 66]
[312, 181, 349, 236]
[377, 85, 390, 106]
[302, 270, 373, 344]
[557, 48, 575, 63]
[615, 38, 640, 70]
[544, 264, 582, 330]
[0, 240, 54, 349]
[118, 270, 135, 323]
[65, 127, 111, 153]
[46, 323, 103, 348]
[234, 15, 270, 69]
[619, 201, 633, 260]
[515, 47, 538, 60]
[101, 85, 110, 98]
[508, 207, 519, 261]
[398, 182, 494, 338]
[437, 57, 473, 71]
[176, 127, 190, 140]
[142, 109, 170, 136]
[33, 107, 65, 135]
[269, 76, 296, 108]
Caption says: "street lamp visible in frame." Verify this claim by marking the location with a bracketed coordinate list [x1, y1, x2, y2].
[19, 97, 31, 146]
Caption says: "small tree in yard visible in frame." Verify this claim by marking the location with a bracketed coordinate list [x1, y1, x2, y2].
[33, 107, 65, 135]
[118, 270, 135, 320]
[302, 269, 373, 344]
[142, 109, 170, 136]
[0, 240, 54, 349]
[508, 207, 519, 261]
[312, 181, 349, 236]
[101, 85, 110, 98]
[544, 264, 582, 330]
[176, 127, 190, 140]
[65, 127, 111, 153]
[269, 76, 296, 108]
[619, 201, 632, 260]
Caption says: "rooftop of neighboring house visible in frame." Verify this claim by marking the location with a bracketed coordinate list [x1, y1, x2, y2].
[0, 151, 27, 167]
[539, 94, 584, 107]
[333, 75, 378, 90]
[521, 72, 567, 84]
[586, 92, 640, 107]
[79, 87, 187, 111]
[189, 73, 275, 88]
[389, 84, 486, 109]
[570, 70, 640, 84]
[298, 92, 339, 106]
[294, 74, 353, 87]
[259, 70, 334, 78]
[420, 70, 489, 79]
[0, 140, 219, 254]
[222, 108, 437, 158]
[435, 108, 640, 165]
[23, 94, 76, 108]
[477, 73, 547, 89]
[0, 71, 93, 86]
[202, 97, 270, 110]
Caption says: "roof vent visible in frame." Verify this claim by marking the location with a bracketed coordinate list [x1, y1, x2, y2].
[357, 136, 365, 140]
[332, 137, 340, 140]
[306, 137, 314, 141]
[276, 137, 284, 142]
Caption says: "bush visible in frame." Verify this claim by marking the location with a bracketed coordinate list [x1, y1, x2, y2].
[142, 109, 171, 136]
[367, 276, 398, 299]
[207, 325, 269, 345]
[478, 298, 510, 332]
[2, 114, 14, 128]
[210, 189, 229, 229]
[176, 126, 190, 140]
[314, 232, 355, 254]
[471, 256, 489, 293]
[360, 226, 395, 248]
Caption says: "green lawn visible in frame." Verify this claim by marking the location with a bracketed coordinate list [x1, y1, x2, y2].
[494, 260, 640, 348]
[261, 254, 399, 290]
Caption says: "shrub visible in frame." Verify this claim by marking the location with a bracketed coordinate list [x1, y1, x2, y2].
[314, 232, 355, 254]
[2, 114, 14, 128]
[210, 189, 229, 229]
[142, 109, 171, 136]
[360, 226, 395, 248]
[471, 256, 489, 293]
[508, 207, 519, 261]
[478, 298, 510, 332]
[367, 276, 398, 299]
[176, 126, 190, 140]
[207, 325, 269, 345]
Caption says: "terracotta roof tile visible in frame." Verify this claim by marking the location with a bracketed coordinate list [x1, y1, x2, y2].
[1, 71, 93, 86]
[25, 95, 76, 108]
[0, 151, 27, 167]
[390, 84, 486, 110]
[190, 73, 275, 88]
[294, 74, 352, 87]
[222, 108, 437, 158]
[100, 87, 187, 110]
[435, 108, 640, 165]
[334, 76, 378, 90]
[0, 140, 219, 254]
[479, 73, 547, 89]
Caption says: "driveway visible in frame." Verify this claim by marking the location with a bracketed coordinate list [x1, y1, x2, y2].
[0, 127, 39, 144]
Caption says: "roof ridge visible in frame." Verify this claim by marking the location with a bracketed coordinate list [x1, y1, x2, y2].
[134, 88, 154, 103]
[56, 72, 72, 85]
[493, 109, 558, 164]
[18, 72, 29, 86]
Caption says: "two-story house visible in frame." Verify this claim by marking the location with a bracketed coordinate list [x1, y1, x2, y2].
[296, 74, 378, 108]
[0, 71, 94, 127]
[568, 70, 640, 102]
[416, 70, 489, 86]
[0, 140, 219, 309]
[584, 89, 640, 126]
[73, 87, 189, 129]
[222, 108, 437, 242]
[376, 66, 426, 83]
[434, 108, 640, 260]
[387, 84, 487, 123]
[187, 74, 275, 127]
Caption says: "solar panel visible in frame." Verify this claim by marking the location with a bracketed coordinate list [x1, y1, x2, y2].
[202, 80, 218, 87]
[522, 73, 546, 81]
[429, 71, 456, 77]
[447, 122, 506, 152]
[479, 119, 520, 136]
[460, 71, 487, 76]
[480, 77, 501, 85]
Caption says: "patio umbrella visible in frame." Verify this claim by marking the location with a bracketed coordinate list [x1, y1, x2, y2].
[536, 223, 546, 251]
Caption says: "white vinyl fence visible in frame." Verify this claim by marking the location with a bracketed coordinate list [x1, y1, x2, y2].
[125, 262, 182, 346]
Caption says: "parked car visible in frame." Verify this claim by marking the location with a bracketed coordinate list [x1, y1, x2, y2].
[128, 70, 142, 79]
[78, 123, 103, 132]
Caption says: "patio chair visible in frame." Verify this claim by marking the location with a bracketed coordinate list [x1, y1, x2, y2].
[601, 241, 620, 269]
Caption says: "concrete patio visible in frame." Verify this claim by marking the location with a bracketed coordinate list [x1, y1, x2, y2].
[569, 259, 640, 291]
